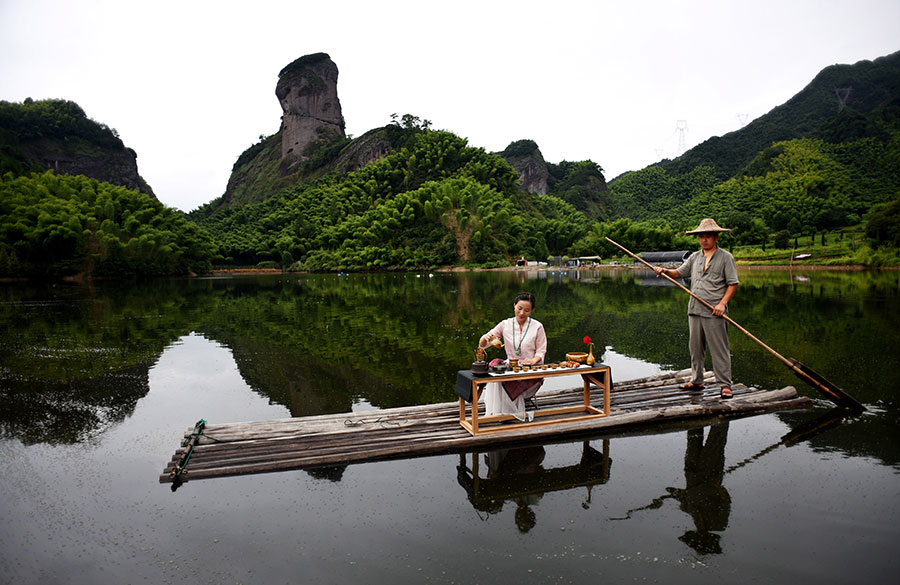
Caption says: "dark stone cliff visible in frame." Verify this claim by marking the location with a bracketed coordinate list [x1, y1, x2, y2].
[498, 139, 549, 194]
[27, 139, 154, 195]
[0, 99, 155, 196]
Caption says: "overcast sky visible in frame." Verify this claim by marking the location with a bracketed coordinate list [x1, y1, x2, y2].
[1, 0, 898, 212]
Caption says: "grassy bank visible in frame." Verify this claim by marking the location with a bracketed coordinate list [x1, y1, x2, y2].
[729, 229, 900, 267]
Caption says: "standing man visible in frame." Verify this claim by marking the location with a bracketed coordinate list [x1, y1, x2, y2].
[654, 219, 739, 399]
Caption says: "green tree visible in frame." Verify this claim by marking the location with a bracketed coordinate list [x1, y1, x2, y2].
[0, 171, 215, 277]
[865, 198, 900, 248]
[774, 230, 790, 249]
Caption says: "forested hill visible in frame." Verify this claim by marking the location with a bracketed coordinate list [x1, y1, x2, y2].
[192, 127, 595, 270]
[4, 50, 899, 279]
[0, 171, 214, 278]
[0, 99, 155, 196]
[0, 100, 215, 278]
[654, 50, 900, 181]
[609, 50, 900, 238]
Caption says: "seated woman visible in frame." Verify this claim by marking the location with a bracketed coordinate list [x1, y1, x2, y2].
[478, 292, 548, 420]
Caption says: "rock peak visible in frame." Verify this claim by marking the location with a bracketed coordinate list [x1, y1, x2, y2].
[275, 53, 344, 173]
[499, 139, 548, 195]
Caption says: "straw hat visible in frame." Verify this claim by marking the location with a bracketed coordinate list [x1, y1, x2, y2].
[685, 218, 731, 234]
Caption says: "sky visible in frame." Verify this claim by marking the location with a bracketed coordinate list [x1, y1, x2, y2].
[1, 0, 898, 212]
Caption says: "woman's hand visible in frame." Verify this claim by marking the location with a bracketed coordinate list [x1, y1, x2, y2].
[520, 356, 542, 366]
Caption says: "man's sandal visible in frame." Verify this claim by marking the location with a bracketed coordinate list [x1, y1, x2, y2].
[720, 385, 734, 399]
[679, 382, 705, 390]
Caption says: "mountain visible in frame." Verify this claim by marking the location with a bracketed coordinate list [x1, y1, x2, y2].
[189, 52, 608, 270]
[656, 50, 900, 181]
[194, 125, 592, 270]
[207, 53, 612, 223]
[0, 98, 155, 196]
[609, 50, 900, 232]
[212, 53, 353, 212]
[497, 139, 613, 221]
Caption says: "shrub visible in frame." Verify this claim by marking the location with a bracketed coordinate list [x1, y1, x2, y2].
[773, 230, 791, 249]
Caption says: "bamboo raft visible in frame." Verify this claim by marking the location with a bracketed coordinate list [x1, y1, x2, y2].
[159, 369, 812, 485]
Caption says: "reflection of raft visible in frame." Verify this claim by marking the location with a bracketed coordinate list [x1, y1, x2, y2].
[159, 369, 811, 486]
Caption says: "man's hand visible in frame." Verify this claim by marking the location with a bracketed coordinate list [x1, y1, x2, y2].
[713, 302, 727, 317]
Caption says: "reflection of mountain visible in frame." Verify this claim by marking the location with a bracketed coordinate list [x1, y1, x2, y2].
[456, 441, 611, 532]
[197, 272, 598, 410]
[223, 335, 395, 416]
[3, 269, 898, 470]
[0, 362, 151, 445]
[0, 280, 209, 444]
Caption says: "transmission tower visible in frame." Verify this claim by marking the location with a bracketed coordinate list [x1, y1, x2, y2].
[676, 120, 688, 155]
[737, 113, 749, 127]
[835, 87, 852, 112]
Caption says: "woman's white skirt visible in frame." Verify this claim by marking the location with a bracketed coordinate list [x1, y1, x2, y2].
[482, 381, 541, 421]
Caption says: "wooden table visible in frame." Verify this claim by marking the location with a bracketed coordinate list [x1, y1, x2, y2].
[456, 364, 611, 435]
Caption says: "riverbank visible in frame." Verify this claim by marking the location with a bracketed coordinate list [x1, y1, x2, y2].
[208, 267, 286, 275]
[207, 262, 895, 276]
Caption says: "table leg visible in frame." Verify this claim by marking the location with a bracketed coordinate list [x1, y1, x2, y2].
[471, 381, 480, 435]
[603, 369, 611, 415]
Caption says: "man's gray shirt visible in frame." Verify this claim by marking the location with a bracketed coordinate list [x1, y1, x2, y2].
[676, 248, 739, 317]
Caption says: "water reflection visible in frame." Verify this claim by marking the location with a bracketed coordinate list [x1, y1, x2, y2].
[0, 280, 197, 444]
[672, 423, 731, 555]
[1, 270, 898, 453]
[732, 407, 851, 472]
[608, 409, 860, 555]
[305, 464, 349, 482]
[0, 362, 151, 445]
[456, 440, 611, 532]
[612, 422, 731, 555]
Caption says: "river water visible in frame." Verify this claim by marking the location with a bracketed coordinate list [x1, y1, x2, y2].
[1, 268, 898, 584]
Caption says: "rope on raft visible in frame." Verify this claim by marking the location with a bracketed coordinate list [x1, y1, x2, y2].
[344, 416, 408, 428]
[169, 419, 207, 482]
